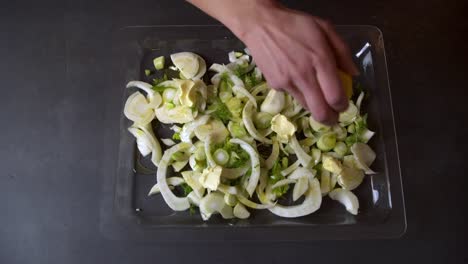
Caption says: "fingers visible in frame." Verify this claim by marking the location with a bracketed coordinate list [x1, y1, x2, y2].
[314, 55, 349, 113]
[316, 19, 359, 76]
[295, 72, 338, 125]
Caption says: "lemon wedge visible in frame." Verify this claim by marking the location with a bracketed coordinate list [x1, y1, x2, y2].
[338, 70, 353, 99]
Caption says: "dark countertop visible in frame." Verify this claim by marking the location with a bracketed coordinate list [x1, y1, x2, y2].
[0, 0, 466, 263]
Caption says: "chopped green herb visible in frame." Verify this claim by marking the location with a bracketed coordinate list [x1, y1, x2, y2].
[181, 183, 193, 197]
[207, 97, 232, 124]
[144, 69, 152, 76]
[153, 56, 165, 70]
[172, 132, 181, 141]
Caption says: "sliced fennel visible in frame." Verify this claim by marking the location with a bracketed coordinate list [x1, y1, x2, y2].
[156, 142, 192, 211]
[233, 203, 250, 219]
[329, 188, 359, 215]
[124, 50, 377, 220]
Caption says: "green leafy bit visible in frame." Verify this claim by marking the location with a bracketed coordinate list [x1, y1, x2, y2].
[269, 160, 289, 198]
[172, 132, 181, 141]
[181, 183, 193, 197]
[153, 56, 165, 70]
[207, 97, 232, 124]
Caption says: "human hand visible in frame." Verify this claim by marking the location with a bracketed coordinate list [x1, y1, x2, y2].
[232, 2, 359, 124]
[187, 0, 359, 124]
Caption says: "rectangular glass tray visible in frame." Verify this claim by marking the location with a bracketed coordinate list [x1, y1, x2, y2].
[101, 25, 406, 241]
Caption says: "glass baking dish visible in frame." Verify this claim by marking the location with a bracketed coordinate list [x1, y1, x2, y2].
[100, 25, 405, 241]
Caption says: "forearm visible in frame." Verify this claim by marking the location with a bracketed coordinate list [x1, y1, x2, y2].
[187, 0, 278, 40]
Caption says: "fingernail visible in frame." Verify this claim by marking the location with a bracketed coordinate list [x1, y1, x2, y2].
[337, 99, 349, 112]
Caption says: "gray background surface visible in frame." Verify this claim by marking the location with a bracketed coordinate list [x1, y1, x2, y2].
[0, 0, 466, 263]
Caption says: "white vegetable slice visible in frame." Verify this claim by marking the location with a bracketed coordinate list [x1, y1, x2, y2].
[282, 96, 303, 118]
[329, 188, 359, 215]
[224, 193, 238, 206]
[320, 170, 331, 195]
[126, 81, 161, 107]
[199, 192, 234, 221]
[290, 135, 313, 168]
[229, 138, 261, 196]
[281, 160, 301, 177]
[260, 89, 285, 115]
[221, 165, 249, 180]
[192, 54, 207, 80]
[128, 127, 152, 156]
[170, 52, 200, 79]
[356, 92, 365, 110]
[293, 176, 309, 201]
[359, 129, 375, 143]
[264, 140, 279, 170]
[338, 101, 358, 124]
[155, 105, 194, 124]
[172, 160, 189, 172]
[148, 177, 185, 196]
[181, 171, 205, 198]
[268, 177, 322, 218]
[228, 51, 237, 62]
[156, 142, 192, 211]
[250, 82, 269, 96]
[217, 184, 238, 195]
[270, 179, 296, 189]
[180, 115, 210, 143]
[124, 92, 155, 125]
[170, 125, 181, 132]
[322, 155, 343, 174]
[160, 138, 176, 147]
[287, 167, 315, 180]
[309, 114, 330, 132]
[351, 143, 376, 174]
[195, 119, 228, 143]
[330, 173, 338, 190]
[204, 134, 217, 167]
[232, 84, 257, 107]
[233, 203, 250, 219]
[236, 194, 273, 209]
[242, 101, 272, 144]
[338, 166, 365, 191]
[129, 123, 162, 167]
[126, 81, 154, 97]
[187, 191, 201, 206]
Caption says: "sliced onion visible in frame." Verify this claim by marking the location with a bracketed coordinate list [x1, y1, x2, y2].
[242, 101, 272, 144]
[270, 179, 296, 189]
[292, 176, 309, 201]
[199, 192, 234, 221]
[281, 160, 301, 177]
[221, 165, 249, 180]
[148, 177, 185, 196]
[160, 138, 176, 147]
[236, 194, 273, 209]
[329, 188, 359, 215]
[124, 92, 155, 125]
[268, 177, 322, 218]
[290, 135, 313, 168]
[230, 138, 261, 196]
[351, 143, 376, 174]
[233, 203, 250, 219]
[264, 140, 279, 170]
[180, 115, 210, 143]
[156, 142, 192, 211]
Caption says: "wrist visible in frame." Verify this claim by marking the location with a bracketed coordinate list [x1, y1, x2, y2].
[220, 0, 281, 42]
